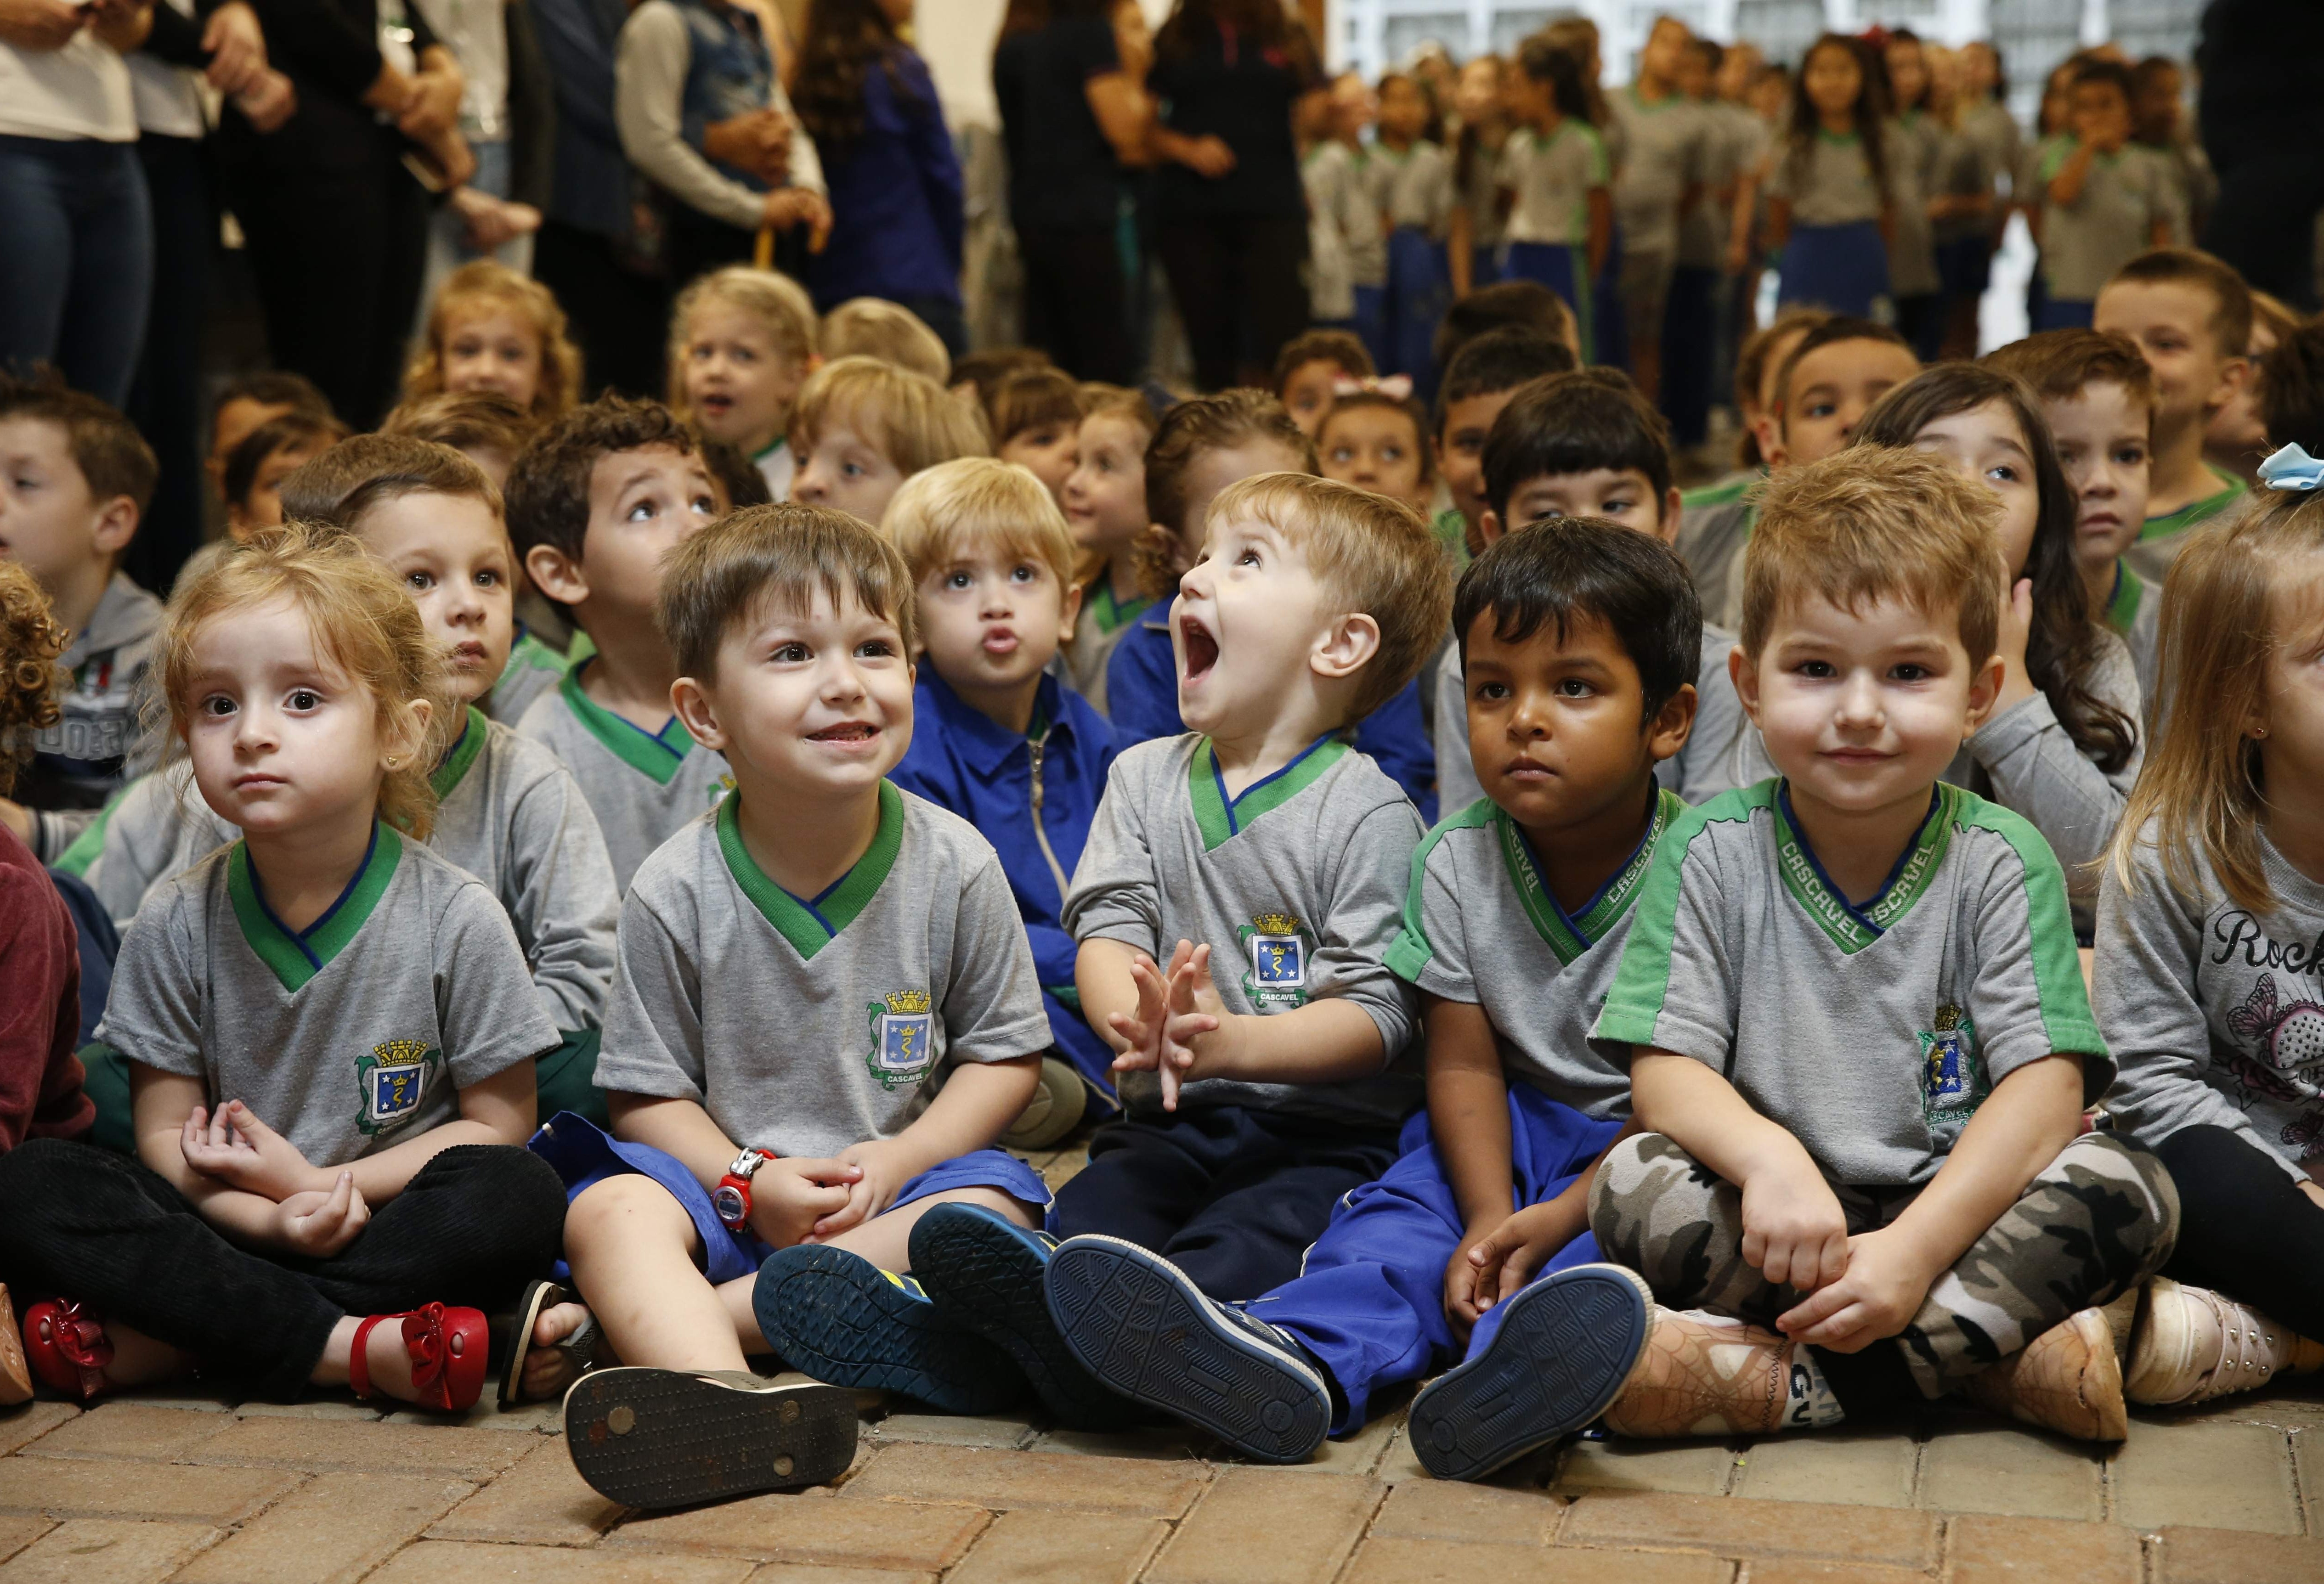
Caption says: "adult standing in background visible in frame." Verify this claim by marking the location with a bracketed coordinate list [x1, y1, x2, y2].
[992, 0, 1152, 385]
[1146, 0, 1321, 392]
[0, 0, 157, 406]
[2197, 0, 2324, 309]
[792, 0, 966, 358]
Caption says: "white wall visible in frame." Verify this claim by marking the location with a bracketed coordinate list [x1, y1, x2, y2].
[917, 0, 1178, 131]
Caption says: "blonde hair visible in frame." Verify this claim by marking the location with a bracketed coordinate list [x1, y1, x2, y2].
[2112, 490, 2324, 913]
[1205, 472, 1454, 723]
[659, 503, 918, 681]
[819, 297, 951, 383]
[160, 522, 455, 840]
[403, 261, 584, 420]
[1741, 448, 2004, 664]
[666, 266, 819, 419]
[886, 458, 1078, 589]
[789, 356, 990, 477]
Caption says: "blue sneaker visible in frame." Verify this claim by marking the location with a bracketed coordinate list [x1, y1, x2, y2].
[753, 1244, 1023, 1414]
[1044, 1235, 1329, 1463]
[1407, 1262, 1652, 1481]
[908, 1205, 1145, 1431]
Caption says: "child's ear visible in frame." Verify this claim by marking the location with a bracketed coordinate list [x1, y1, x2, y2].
[1657, 487, 1684, 545]
[1648, 681, 1697, 763]
[91, 496, 139, 558]
[1961, 649, 2007, 734]
[1728, 640, 1761, 726]
[1479, 507, 1504, 547]
[670, 676, 727, 752]
[1759, 412, 1790, 470]
[525, 543, 590, 606]
[385, 696, 434, 772]
[1057, 578, 1084, 646]
[1310, 610, 1382, 681]
[2205, 352, 2253, 417]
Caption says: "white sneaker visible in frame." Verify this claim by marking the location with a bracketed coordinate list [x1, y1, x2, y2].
[2125, 1278, 2324, 1406]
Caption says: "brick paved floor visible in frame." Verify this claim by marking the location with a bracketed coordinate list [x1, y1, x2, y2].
[4, 1144, 2319, 1584]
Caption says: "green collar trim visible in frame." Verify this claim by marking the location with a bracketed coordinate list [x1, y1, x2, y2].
[1772, 781, 1956, 954]
[1188, 735, 1347, 852]
[1815, 128, 1862, 145]
[2140, 465, 2247, 541]
[717, 781, 903, 959]
[1681, 472, 1759, 509]
[230, 823, 403, 992]
[1498, 787, 1683, 966]
[1088, 580, 1153, 636]
[431, 707, 490, 800]
[560, 665, 693, 785]
[502, 629, 566, 679]
[2104, 560, 2143, 633]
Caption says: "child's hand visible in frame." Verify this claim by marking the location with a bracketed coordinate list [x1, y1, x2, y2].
[1739, 1156, 1850, 1293]
[271, 1172, 370, 1257]
[1445, 1203, 1577, 1334]
[1154, 944, 1228, 1110]
[181, 1100, 322, 1201]
[1984, 577, 2037, 720]
[1105, 944, 1181, 1072]
[804, 1139, 912, 1242]
[1775, 1227, 1939, 1351]
[746, 1156, 862, 1249]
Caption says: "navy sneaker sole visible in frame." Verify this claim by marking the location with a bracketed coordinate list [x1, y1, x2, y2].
[1045, 1235, 1329, 1463]
[753, 1244, 1023, 1415]
[1408, 1263, 1652, 1482]
[908, 1206, 1145, 1432]
[562, 1368, 858, 1509]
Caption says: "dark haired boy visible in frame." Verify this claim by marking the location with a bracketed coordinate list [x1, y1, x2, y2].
[1433, 326, 1578, 558]
[0, 384, 161, 861]
[1033, 519, 1699, 1466]
[2260, 314, 2324, 458]
[505, 397, 728, 890]
[2038, 62, 2177, 331]
[1437, 369, 1746, 812]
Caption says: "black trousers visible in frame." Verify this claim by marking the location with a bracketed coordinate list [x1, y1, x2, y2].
[124, 133, 212, 595]
[534, 219, 671, 400]
[1018, 224, 1134, 385]
[1154, 212, 1308, 392]
[1049, 1104, 1402, 1302]
[0, 1138, 566, 1400]
[2153, 1123, 2324, 1335]
[2203, 147, 2324, 311]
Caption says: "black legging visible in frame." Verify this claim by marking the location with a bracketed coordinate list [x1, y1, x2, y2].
[2201, 151, 2324, 311]
[0, 1138, 565, 1400]
[1154, 212, 1307, 392]
[2152, 1123, 2324, 1334]
[1018, 225, 1134, 385]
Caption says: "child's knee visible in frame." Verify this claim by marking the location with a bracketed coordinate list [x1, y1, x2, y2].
[1587, 1131, 1700, 1240]
[565, 1172, 695, 1256]
[2045, 1132, 2183, 1274]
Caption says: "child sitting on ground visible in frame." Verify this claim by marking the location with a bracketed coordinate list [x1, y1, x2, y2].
[0, 524, 569, 1414]
[401, 260, 585, 422]
[222, 412, 352, 542]
[2095, 248, 2252, 577]
[1273, 329, 1376, 439]
[887, 459, 1119, 1146]
[543, 506, 1046, 1507]
[787, 356, 990, 530]
[1316, 388, 1436, 520]
[204, 372, 335, 514]
[979, 367, 1083, 506]
[507, 399, 727, 891]
[1496, 449, 2178, 1465]
[0, 384, 162, 864]
[820, 297, 950, 384]
[1058, 387, 1159, 714]
[1431, 326, 1577, 560]
[1035, 519, 1700, 1467]
[668, 266, 820, 502]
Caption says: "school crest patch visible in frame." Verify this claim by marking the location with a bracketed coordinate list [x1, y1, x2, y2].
[1917, 1003, 1986, 1126]
[865, 990, 935, 1091]
[1237, 911, 1317, 1010]
[356, 1039, 442, 1135]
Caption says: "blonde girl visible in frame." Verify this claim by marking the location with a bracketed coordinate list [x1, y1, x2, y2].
[404, 261, 586, 421]
[1058, 386, 1157, 710]
[0, 523, 568, 1413]
[667, 266, 820, 501]
[2094, 466, 2324, 1410]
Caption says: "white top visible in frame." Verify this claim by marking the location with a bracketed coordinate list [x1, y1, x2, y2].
[0, 34, 138, 142]
[127, 0, 204, 139]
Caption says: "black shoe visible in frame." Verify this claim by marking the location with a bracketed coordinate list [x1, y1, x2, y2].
[1044, 1234, 1329, 1463]
[908, 1204, 1144, 1431]
[562, 1368, 857, 1508]
[753, 1243, 1024, 1414]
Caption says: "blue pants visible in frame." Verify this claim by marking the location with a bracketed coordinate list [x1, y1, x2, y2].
[1049, 1104, 1404, 1302]
[2036, 296, 2096, 331]
[1660, 263, 1719, 449]
[1594, 223, 1628, 372]
[1502, 242, 1595, 366]
[1778, 220, 1890, 319]
[1348, 284, 1390, 373]
[0, 135, 153, 405]
[1248, 1087, 1623, 1434]
[1385, 226, 1450, 403]
[1469, 245, 1502, 292]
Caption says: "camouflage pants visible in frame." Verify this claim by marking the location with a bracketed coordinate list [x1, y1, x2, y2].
[1588, 1131, 2179, 1398]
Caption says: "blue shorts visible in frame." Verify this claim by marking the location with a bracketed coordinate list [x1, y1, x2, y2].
[529, 1110, 1052, 1285]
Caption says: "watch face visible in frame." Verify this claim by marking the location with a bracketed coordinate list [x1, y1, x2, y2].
[712, 1184, 747, 1228]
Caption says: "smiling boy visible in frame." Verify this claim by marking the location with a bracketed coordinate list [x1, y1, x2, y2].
[1504, 449, 2179, 1450]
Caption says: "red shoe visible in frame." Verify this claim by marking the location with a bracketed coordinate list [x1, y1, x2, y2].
[350, 1303, 488, 1413]
[23, 1299, 112, 1402]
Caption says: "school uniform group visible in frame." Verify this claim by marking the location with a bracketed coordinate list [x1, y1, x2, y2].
[7, 36, 2324, 1523]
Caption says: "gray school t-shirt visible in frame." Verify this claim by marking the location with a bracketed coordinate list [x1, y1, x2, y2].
[2038, 142, 2180, 301]
[517, 668, 730, 891]
[1344, 144, 1389, 287]
[1768, 127, 1899, 228]
[1381, 140, 1455, 236]
[489, 631, 569, 726]
[1888, 112, 1945, 296]
[1595, 779, 2109, 1188]
[1499, 122, 1608, 246]
[2095, 821, 2324, 1184]
[1303, 141, 1358, 321]
[88, 713, 619, 1030]
[1387, 789, 1684, 1117]
[1610, 87, 1708, 258]
[596, 783, 1050, 1156]
[2104, 561, 2161, 714]
[1064, 733, 1423, 1126]
[96, 827, 557, 1168]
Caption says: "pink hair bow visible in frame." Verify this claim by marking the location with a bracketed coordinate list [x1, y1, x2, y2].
[1332, 373, 1414, 400]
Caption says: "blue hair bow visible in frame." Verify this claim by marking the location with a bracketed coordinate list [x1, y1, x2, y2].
[2258, 443, 2324, 491]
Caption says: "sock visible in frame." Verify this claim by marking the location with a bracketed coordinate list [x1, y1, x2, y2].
[1804, 1339, 1917, 1419]
[1781, 1344, 1848, 1430]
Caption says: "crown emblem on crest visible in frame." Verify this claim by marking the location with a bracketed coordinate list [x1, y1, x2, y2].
[883, 990, 931, 1015]
[1251, 911, 1301, 936]
[1930, 1004, 1963, 1034]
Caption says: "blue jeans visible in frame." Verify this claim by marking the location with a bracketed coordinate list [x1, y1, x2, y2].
[0, 135, 153, 405]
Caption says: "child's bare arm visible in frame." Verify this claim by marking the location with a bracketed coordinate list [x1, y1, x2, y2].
[610, 1091, 744, 1188]
[1075, 937, 1148, 1053]
[1153, 944, 1384, 1098]
[1633, 1051, 1850, 1292]
[133, 1065, 368, 1256]
[1425, 998, 1515, 1237]
[1585, 186, 1613, 280]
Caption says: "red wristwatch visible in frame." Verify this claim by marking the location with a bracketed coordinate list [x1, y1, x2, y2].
[712, 1148, 778, 1232]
